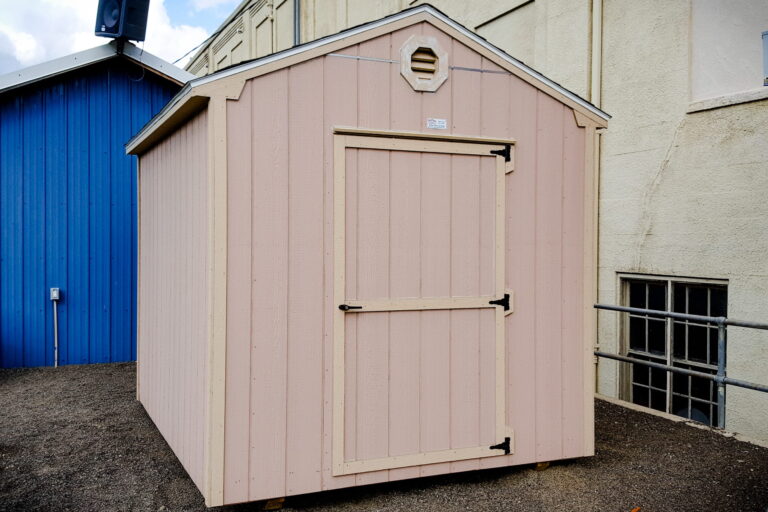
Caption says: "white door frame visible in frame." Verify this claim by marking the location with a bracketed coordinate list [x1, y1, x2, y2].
[332, 128, 515, 476]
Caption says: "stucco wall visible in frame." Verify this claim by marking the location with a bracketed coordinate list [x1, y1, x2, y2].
[596, 0, 768, 440]
[691, 0, 768, 102]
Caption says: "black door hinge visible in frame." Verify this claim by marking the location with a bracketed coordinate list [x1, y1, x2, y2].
[489, 293, 510, 311]
[490, 144, 511, 162]
[338, 304, 363, 311]
[490, 437, 511, 454]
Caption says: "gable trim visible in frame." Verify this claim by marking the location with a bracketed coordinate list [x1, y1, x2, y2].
[127, 5, 608, 155]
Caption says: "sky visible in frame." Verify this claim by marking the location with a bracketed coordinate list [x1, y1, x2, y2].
[0, 0, 241, 74]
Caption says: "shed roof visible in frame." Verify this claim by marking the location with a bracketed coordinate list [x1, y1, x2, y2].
[0, 40, 195, 95]
[127, 4, 610, 154]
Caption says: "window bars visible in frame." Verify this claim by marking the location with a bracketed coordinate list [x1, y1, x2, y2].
[594, 303, 768, 429]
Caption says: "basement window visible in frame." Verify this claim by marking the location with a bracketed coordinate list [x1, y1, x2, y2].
[621, 276, 728, 426]
[400, 35, 449, 92]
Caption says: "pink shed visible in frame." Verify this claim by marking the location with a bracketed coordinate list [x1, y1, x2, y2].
[127, 5, 609, 508]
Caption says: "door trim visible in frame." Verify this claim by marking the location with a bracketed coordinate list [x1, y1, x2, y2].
[334, 126, 517, 146]
[334, 127, 515, 173]
[332, 131, 513, 476]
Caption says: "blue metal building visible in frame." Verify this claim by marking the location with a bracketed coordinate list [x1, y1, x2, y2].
[0, 41, 193, 367]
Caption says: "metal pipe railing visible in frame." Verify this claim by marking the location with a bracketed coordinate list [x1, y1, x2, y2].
[594, 303, 768, 429]
[595, 303, 768, 330]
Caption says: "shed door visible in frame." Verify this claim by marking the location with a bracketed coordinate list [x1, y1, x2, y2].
[332, 132, 514, 476]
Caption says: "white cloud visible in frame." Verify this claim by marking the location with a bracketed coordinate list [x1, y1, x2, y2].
[0, 0, 209, 74]
[190, 0, 238, 12]
[0, 30, 24, 73]
[144, 0, 209, 65]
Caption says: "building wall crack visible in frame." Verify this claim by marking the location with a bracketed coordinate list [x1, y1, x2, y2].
[632, 116, 687, 270]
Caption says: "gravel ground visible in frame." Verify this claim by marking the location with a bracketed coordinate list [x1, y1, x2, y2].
[1, 363, 766, 512]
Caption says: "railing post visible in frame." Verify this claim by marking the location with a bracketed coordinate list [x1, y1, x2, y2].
[716, 318, 727, 429]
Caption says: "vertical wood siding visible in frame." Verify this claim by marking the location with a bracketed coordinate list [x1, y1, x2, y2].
[0, 60, 178, 368]
[139, 109, 209, 493]
[220, 22, 590, 504]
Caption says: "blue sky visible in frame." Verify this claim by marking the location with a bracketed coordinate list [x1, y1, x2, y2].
[164, 0, 239, 36]
[0, 0, 242, 74]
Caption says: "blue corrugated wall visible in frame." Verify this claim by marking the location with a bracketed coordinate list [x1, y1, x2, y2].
[0, 58, 180, 368]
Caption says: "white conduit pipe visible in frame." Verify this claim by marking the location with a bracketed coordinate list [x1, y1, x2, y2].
[50, 288, 60, 367]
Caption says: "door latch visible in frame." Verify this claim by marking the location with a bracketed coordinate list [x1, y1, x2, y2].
[338, 304, 363, 311]
[489, 293, 510, 311]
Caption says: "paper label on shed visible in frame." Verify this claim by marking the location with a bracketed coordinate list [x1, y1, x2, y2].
[426, 118, 448, 130]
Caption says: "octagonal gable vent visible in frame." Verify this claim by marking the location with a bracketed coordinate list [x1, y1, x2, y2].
[400, 35, 449, 92]
[411, 47, 438, 79]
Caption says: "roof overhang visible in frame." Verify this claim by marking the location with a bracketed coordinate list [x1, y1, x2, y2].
[127, 4, 610, 155]
[0, 40, 195, 95]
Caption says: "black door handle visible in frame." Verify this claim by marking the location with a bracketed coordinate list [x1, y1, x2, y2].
[339, 304, 363, 311]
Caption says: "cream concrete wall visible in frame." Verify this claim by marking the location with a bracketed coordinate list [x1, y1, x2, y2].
[596, 0, 768, 441]
[187, 0, 296, 76]
[691, 0, 768, 102]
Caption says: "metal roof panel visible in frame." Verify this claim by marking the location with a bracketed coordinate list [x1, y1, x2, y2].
[0, 40, 195, 94]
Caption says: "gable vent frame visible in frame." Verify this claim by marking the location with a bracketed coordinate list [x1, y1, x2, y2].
[400, 35, 448, 92]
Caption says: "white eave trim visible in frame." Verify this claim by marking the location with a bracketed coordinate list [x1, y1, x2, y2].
[0, 41, 195, 95]
[189, 5, 609, 121]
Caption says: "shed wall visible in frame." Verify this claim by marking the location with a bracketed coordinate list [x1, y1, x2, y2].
[138, 108, 210, 493]
[0, 59, 178, 368]
[222, 23, 590, 504]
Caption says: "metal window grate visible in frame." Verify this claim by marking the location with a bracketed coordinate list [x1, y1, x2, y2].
[622, 278, 727, 427]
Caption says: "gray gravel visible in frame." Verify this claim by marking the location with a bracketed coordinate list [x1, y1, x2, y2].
[1, 363, 766, 512]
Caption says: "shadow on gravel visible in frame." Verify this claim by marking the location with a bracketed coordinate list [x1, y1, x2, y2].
[1, 363, 766, 512]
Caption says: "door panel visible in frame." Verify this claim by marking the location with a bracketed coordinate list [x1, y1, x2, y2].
[333, 132, 512, 476]
[345, 149, 498, 301]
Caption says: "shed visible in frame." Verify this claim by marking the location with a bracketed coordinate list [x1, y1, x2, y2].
[126, 5, 609, 507]
[0, 41, 193, 368]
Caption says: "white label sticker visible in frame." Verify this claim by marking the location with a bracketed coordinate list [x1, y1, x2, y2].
[426, 118, 448, 130]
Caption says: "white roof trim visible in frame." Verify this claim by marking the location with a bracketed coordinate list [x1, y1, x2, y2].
[188, 4, 609, 120]
[0, 41, 195, 94]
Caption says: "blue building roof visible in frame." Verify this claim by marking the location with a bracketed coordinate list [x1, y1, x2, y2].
[0, 40, 194, 94]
